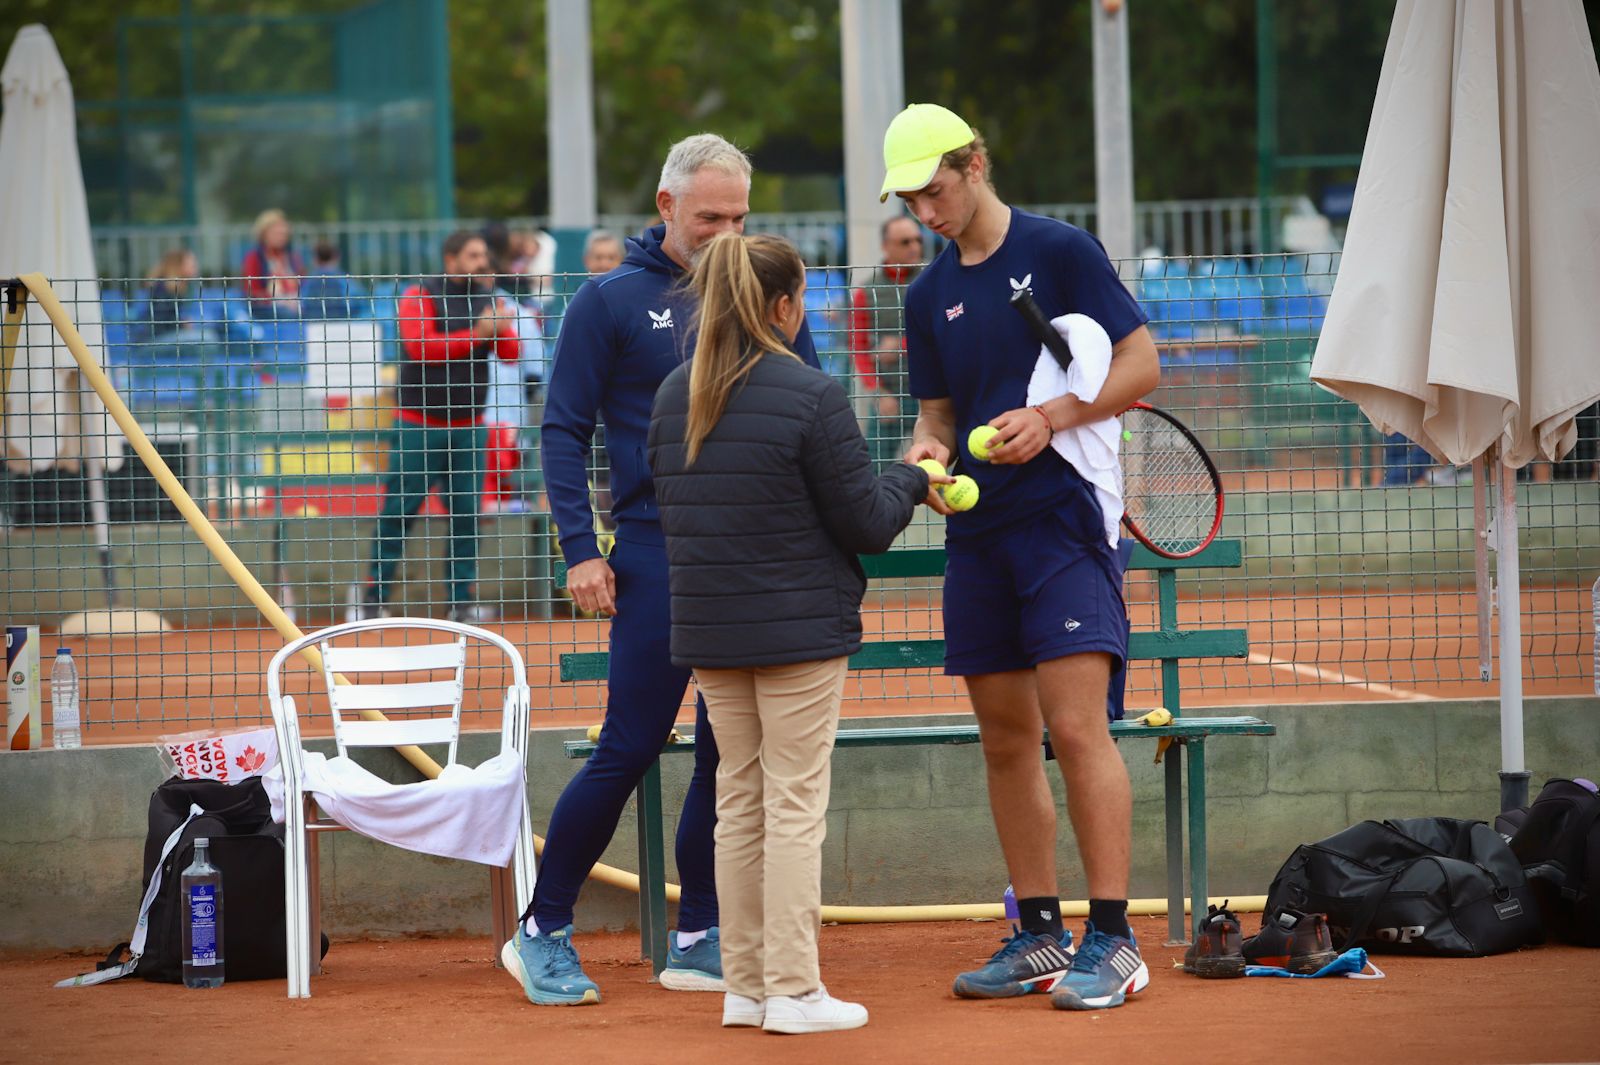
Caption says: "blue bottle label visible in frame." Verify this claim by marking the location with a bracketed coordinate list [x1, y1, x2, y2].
[189, 884, 218, 965]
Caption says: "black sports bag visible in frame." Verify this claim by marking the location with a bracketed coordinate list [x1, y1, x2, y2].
[1263, 817, 1542, 957]
[77, 776, 326, 985]
[1495, 778, 1600, 946]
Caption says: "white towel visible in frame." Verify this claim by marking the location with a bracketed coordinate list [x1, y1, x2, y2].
[265, 749, 525, 867]
[1023, 313, 1123, 547]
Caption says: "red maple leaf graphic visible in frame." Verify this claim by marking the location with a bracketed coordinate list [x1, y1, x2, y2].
[235, 746, 267, 773]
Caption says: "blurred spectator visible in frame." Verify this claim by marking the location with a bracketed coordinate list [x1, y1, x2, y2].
[351, 231, 520, 623]
[510, 229, 540, 277]
[482, 221, 531, 300]
[299, 241, 367, 320]
[145, 247, 199, 335]
[850, 216, 924, 464]
[240, 209, 304, 318]
[582, 229, 625, 276]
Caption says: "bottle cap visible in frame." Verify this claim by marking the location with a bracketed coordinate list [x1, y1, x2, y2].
[194, 837, 209, 847]
[57, 647, 71, 655]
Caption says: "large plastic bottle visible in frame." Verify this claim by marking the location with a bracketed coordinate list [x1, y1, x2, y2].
[181, 838, 225, 988]
[50, 648, 81, 749]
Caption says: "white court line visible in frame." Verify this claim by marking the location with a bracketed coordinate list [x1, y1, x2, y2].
[1246, 653, 1437, 702]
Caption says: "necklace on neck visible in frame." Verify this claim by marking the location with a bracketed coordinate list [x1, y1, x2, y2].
[962, 208, 1011, 263]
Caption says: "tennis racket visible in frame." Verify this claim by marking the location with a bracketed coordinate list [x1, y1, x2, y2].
[1008, 287, 1224, 559]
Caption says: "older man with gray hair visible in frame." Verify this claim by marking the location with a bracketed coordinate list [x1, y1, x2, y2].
[509, 134, 822, 1006]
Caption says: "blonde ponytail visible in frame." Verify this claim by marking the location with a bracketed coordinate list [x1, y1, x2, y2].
[684, 233, 805, 463]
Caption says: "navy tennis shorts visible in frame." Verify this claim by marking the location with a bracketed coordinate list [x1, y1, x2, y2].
[941, 501, 1130, 682]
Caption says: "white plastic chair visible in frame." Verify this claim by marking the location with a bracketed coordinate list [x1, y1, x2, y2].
[266, 618, 536, 999]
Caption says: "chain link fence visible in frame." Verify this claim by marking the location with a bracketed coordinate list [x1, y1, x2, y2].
[2, 253, 1595, 740]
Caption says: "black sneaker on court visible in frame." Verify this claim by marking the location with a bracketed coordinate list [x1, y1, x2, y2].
[1242, 908, 1337, 974]
[1182, 900, 1245, 978]
[952, 926, 1076, 998]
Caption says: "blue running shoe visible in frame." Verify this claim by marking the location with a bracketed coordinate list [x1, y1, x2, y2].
[501, 924, 601, 1005]
[953, 926, 1076, 998]
[659, 927, 726, 992]
[1050, 923, 1148, 1010]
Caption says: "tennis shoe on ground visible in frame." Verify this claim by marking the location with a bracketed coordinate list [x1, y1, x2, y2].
[762, 985, 868, 1034]
[722, 992, 764, 1028]
[1242, 907, 1336, 974]
[501, 924, 600, 1006]
[1050, 924, 1148, 1010]
[952, 926, 1076, 998]
[659, 927, 727, 991]
[1182, 900, 1245, 978]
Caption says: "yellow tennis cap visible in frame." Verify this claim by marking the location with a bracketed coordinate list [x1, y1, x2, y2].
[879, 104, 976, 202]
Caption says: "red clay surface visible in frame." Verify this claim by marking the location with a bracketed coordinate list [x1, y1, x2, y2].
[51, 580, 1596, 745]
[8, 919, 1598, 1065]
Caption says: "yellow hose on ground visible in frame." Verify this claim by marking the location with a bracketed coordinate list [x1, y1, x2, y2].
[20, 273, 1263, 924]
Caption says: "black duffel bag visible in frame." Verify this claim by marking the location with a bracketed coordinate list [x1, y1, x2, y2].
[1263, 816, 1542, 956]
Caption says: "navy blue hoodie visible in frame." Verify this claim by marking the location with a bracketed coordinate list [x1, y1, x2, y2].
[541, 224, 821, 567]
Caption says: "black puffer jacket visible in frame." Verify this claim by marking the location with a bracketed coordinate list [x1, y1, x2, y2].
[648, 352, 929, 670]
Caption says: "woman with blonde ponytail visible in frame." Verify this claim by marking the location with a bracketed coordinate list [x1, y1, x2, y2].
[649, 233, 940, 1034]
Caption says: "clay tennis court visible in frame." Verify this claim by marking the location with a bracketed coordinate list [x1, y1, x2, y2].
[57, 580, 1595, 745]
[9, 918, 1598, 1065]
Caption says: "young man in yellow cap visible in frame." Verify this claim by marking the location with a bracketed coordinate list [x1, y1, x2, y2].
[885, 103, 1160, 1011]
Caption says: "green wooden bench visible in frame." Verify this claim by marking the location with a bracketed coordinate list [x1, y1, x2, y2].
[555, 539, 1270, 973]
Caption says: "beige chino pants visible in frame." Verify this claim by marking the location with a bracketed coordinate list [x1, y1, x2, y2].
[695, 657, 848, 1000]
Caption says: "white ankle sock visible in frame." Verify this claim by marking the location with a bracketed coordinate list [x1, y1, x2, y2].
[676, 929, 709, 950]
[524, 916, 540, 937]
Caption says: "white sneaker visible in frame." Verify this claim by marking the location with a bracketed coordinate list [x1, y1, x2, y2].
[722, 992, 764, 1028]
[761, 985, 867, 1034]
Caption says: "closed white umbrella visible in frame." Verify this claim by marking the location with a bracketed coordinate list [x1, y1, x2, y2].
[1311, 0, 1600, 809]
[1, 25, 165, 636]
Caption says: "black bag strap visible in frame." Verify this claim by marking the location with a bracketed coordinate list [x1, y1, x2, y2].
[97, 943, 131, 971]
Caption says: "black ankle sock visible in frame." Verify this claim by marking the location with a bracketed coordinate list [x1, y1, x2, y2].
[1017, 896, 1064, 939]
[1089, 898, 1132, 940]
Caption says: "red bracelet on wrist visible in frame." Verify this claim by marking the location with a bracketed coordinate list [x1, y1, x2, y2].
[1033, 404, 1054, 434]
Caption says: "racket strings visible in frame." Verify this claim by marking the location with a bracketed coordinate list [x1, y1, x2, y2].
[1121, 412, 1219, 554]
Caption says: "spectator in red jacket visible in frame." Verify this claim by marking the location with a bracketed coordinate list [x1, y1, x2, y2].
[239, 209, 306, 318]
[351, 231, 519, 623]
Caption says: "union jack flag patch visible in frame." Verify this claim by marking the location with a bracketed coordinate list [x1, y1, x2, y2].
[945, 302, 965, 321]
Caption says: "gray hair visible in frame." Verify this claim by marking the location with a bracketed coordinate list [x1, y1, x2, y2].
[657, 133, 753, 197]
[584, 229, 623, 254]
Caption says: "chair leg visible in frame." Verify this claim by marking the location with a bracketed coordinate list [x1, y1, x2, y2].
[284, 794, 305, 999]
[305, 798, 324, 980]
[490, 864, 514, 967]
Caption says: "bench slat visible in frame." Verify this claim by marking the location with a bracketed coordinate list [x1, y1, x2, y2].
[562, 715, 1275, 758]
[557, 627, 1248, 682]
[553, 538, 1242, 588]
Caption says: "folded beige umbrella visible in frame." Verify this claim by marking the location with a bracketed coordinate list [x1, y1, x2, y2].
[1, 25, 165, 636]
[1311, 0, 1600, 810]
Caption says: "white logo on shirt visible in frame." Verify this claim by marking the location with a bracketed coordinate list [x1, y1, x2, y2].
[1009, 273, 1033, 292]
[945, 302, 965, 322]
[1063, 618, 1081, 632]
[649, 308, 673, 330]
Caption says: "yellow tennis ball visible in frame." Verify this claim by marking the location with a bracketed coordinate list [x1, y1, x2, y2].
[944, 474, 979, 511]
[916, 458, 947, 482]
[967, 424, 1001, 462]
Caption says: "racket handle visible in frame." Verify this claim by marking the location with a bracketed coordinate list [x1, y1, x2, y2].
[1009, 287, 1074, 375]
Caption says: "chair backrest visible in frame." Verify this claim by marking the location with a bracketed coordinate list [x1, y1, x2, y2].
[266, 618, 531, 766]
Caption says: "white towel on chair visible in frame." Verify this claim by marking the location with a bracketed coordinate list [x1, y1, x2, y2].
[1023, 313, 1123, 548]
[265, 750, 525, 867]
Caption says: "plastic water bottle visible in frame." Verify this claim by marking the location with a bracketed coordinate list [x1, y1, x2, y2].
[181, 839, 225, 989]
[50, 648, 81, 749]
[1003, 884, 1019, 924]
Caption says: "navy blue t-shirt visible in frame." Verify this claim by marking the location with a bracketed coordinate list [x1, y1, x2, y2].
[905, 208, 1148, 541]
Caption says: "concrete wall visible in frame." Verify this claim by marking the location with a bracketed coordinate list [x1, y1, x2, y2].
[3, 696, 1597, 951]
